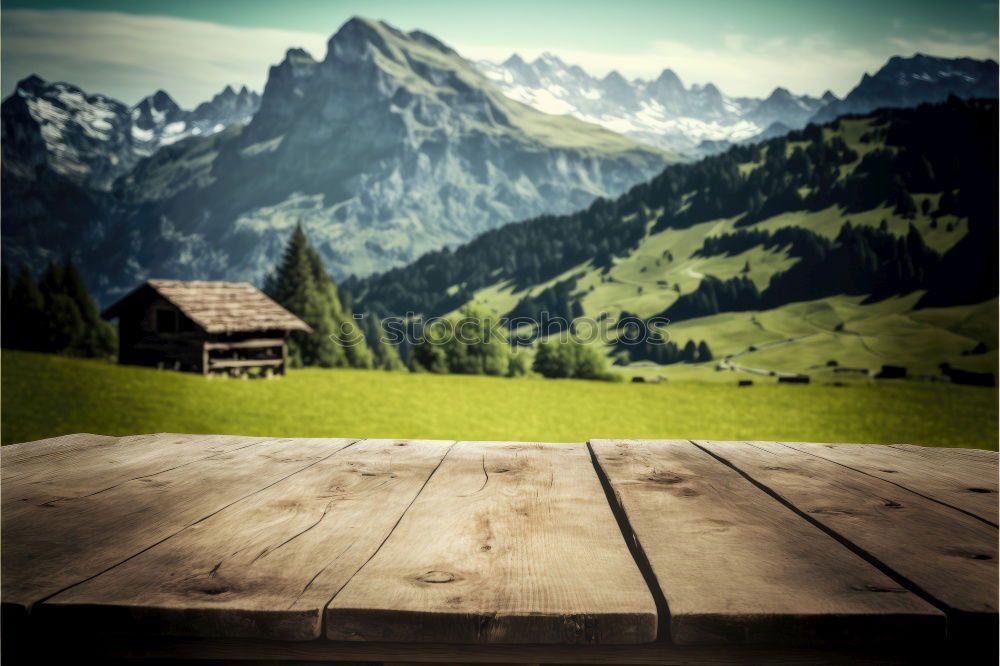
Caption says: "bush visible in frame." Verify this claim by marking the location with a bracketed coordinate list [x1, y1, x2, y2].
[532, 338, 616, 381]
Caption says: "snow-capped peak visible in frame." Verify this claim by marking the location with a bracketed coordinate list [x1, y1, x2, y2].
[3, 75, 261, 190]
[476, 53, 873, 155]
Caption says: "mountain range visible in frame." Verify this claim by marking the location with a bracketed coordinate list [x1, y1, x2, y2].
[2, 18, 672, 300]
[478, 53, 833, 154]
[1, 76, 260, 191]
[480, 52, 997, 157]
[2, 16, 997, 311]
[811, 54, 999, 123]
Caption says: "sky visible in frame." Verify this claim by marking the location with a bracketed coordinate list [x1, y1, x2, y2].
[2, 0, 998, 107]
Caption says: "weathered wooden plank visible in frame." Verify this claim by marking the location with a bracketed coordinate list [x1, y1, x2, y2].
[208, 358, 283, 369]
[695, 440, 999, 637]
[589, 439, 943, 646]
[0, 432, 268, 493]
[1, 434, 355, 613]
[204, 338, 284, 351]
[326, 441, 657, 644]
[781, 442, 998, 525]
[890, 444, 999, 467]
[37, 439, 454, 641]
[0, 433, 119, 470]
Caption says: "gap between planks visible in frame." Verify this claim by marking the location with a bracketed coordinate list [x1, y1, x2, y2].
[324, 441, 657, 644]
[586, 443, 672, 642]
[776, 441, 998, 527]
[589, 439, 946, 647]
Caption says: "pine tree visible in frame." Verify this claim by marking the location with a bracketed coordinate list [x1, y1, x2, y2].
[60, 259, 116, 356]
[266, 224, 399, 369]
[1, 265, 12, 347]
[357, 312, 405, 370]
[306, 244, 374, 369]
[8, 267, 46, 351]
[268, 225, 323, 366]
[38, 261, 77, 353]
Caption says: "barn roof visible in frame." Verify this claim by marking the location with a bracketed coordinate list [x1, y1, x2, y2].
[102, 280, 313, 334]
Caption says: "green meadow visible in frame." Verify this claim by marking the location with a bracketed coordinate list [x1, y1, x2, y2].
[2, 350, 996, 450]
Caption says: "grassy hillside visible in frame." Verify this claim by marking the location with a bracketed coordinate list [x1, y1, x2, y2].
[2, 350, 996, 450]
[658, 295, 997, 379]
[349, 102, 997, 385]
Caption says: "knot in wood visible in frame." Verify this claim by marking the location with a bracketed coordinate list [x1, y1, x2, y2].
[416, 570, 456, 584]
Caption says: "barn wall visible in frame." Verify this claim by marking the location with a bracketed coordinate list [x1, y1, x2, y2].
[116, 298, 206, 371]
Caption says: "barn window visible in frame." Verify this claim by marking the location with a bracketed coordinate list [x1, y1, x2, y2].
[155, 309, 178, 333]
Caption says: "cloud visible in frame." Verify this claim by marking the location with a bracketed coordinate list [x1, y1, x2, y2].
[1, 9, 330, 107]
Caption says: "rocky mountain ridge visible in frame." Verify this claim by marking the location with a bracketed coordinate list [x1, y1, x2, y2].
[477, 53, 832, 154]
[478, 52, 998, 157]
[1, 76, 260, 190]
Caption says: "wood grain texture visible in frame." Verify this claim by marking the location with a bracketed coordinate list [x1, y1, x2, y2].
[589, 439, 943, 646]
[890, 444, 999, 467]
[0, 432, 119, 469]
[694, 440, 998, 637]
[38, 439, 453, 641]
[1, 434, 354, 612]
[780, 442, 998, 525]
[1, 432, 268, 494]
[326, 441, 657, 644]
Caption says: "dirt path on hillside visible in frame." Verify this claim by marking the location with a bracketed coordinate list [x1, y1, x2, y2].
[720, 334, 815, 378]
[801, 312, 886, 359]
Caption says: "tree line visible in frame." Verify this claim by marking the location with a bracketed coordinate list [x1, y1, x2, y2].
[613, 337, 713, 365]
[264, 228, 622, 380]
[505, 274, 585, 335]
[660, 221, 942, 322]
[0, 228, 625, 382]
[1, 260, 116, 357]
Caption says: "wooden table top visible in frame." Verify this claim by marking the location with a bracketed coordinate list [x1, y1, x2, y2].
[2, 434, 997, 663]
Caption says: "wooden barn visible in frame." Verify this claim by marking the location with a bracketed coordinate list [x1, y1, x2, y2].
[101, 280, 311, 377]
